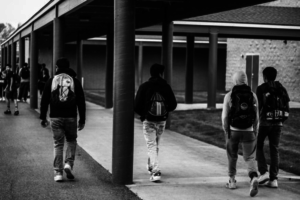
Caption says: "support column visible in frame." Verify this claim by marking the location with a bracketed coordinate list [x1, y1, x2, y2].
[11, 42, 16, 72]
[162, 5, 173, 129]
[112, 0, 135, 184]
[138, 42, 143, 86]
[76, 38, 83, 85]
[30, 29, 38, 109]
[1, 47, 4, 69]
[105, 27, 113, 109]
[53, 17, 64, 77]
[185, 34, 194, 104]
[7, 44, 11, 64]
[207, 32, 218, 109]
[19, 35, 25, 70]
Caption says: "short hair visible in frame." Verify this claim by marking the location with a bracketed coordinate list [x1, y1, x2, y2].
[56, 57, 69, 69]
[150, 63, 164, 77]
[263, 66, 277, 81]
[6, 64, 11, 68]
[23, 63, 28, 67]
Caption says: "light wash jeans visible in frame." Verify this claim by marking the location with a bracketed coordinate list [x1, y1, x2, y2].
[226, 130, 258, 178]
[143, 120, 166, 173]
[50, 118, 77, 173]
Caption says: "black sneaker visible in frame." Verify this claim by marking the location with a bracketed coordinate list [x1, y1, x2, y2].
[4, 110, 11, 114]
[14, 110, 19, 116]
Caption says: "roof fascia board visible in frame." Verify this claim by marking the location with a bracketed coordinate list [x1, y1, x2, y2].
[1, 0, 60, 46]
[34, 8, 56, 31]
[58, 0, 94, 17]
[174, 21, 300, 30]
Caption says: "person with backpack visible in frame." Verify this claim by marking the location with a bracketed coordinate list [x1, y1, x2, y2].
[18, 62, 30, 102]
[40, 57, 86, 182]
[134, 63, 177, 182]
[3, 64, 19, 115]
[0, 68, 6, 101]
[38, 63, 50, 96]
[256, 67, 290, 188]
[221, 71, 259, 197]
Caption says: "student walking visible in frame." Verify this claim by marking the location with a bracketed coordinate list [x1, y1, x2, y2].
[221, 71, 260, 197]
[256, 67, 290, 188]
[18, 63, 30, 102]
[38, 63, 50, 96]
[0, 68, 6, 101]
[40, 57, 86, 182]
[134, 63, 177, 182]
[3, 64, 19, 115]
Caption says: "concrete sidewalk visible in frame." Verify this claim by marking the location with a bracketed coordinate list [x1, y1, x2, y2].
[73, 101, 300, 200]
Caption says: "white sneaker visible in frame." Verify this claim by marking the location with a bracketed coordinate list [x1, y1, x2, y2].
[258, 172, 270, 184]
[64, 163, 75, 180]
[54, 171, 63, 182]
[226, 177, 237, 189]
[250, 177, 259, 197]
[150, 171, 161, 182]
[266, 179, 278, 188]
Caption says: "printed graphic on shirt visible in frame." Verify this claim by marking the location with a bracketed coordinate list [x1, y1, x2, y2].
[51, 73, 74, 102]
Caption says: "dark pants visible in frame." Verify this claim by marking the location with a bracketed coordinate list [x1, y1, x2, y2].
[256, 126, 281, 181]
[18, 82, 29, 100]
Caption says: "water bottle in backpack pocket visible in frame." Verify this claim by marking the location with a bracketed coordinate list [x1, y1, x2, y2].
[229, 85, 256, 129]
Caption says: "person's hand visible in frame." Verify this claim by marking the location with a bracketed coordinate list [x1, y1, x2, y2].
[78, 123, 85, 131]
[41, 119, 49, 128]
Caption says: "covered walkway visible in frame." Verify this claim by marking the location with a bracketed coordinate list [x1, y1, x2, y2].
[68, 101, 300, 199]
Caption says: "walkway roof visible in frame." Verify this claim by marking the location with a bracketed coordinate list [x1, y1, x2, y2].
[137, 5, 300, 40]
[1, 0, 274, 46]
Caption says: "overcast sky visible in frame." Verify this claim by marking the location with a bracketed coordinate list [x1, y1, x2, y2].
[0, 0, 50, 28]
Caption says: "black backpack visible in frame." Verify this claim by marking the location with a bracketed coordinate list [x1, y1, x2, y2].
[145, 87, 168, 121]
[229, 85, 256, 129]
[21, 68, 30, 79]
[262, 82, 289, 122]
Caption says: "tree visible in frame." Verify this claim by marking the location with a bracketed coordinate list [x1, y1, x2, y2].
[0, 23, 16, 43]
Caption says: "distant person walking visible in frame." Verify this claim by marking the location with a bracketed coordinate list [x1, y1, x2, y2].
[256, 67, 290, 188]
[221, 71, 259, 197]
[134, 63, 177, 182]
[18, 63, 30, 102]
[4, 64, 19, 115]
[40, 57, 86, 182]
[38, 63, 50, 96]
[0, 68, 6, 101]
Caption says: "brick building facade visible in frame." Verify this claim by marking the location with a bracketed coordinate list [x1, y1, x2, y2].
[226, 0, 300, 101]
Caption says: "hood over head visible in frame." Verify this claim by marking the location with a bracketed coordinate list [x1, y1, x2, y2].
[55, 68, 77, 78]
[232, 71, 248, 86]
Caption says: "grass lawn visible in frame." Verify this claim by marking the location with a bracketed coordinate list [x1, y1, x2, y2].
[170, 108, 300, 176]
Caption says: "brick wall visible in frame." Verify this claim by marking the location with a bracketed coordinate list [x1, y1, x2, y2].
[226, 0, 300, 102]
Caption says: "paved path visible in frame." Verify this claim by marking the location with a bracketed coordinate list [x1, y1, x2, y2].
[0, 101, 141, 200]
[76, 101, 300, 200]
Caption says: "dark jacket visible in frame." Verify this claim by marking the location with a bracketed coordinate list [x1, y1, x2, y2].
[40, 68, 86, 124]
[256, 81, 290, 126]
[134, 76, 177, 122]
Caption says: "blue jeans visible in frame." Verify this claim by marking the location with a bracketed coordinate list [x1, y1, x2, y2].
[143, 120, 166, 173]
[50, 118, 77, 173]
[256, 126, 281, 181]
[226, 130, 258, 178]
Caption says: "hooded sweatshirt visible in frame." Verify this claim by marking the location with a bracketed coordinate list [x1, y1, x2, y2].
[221, 71, 259, 133]
[134, 76, 177, 122]
[40, 68, 86, 124]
